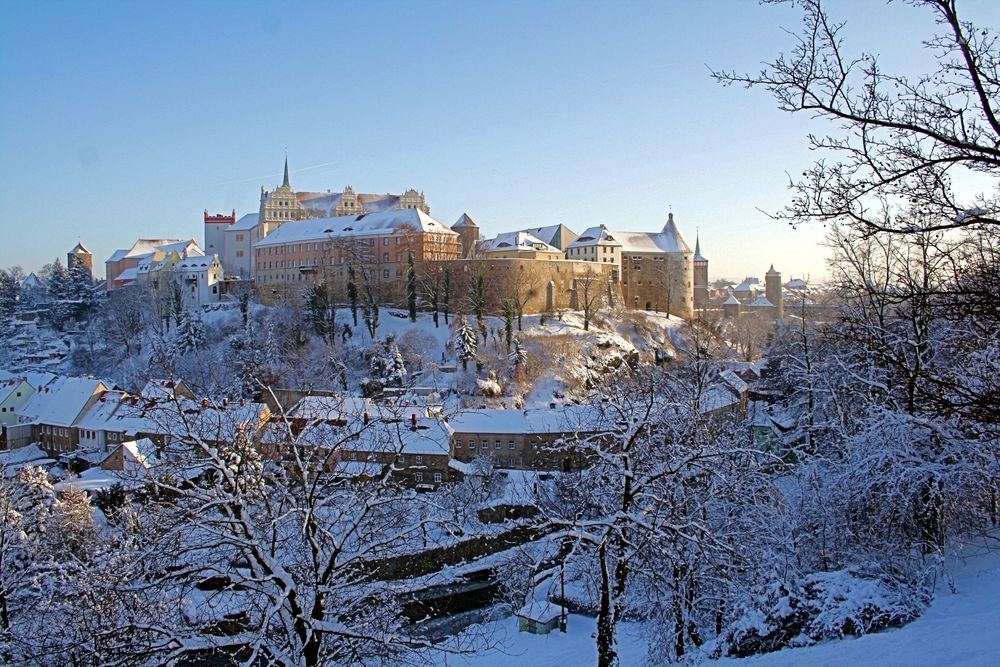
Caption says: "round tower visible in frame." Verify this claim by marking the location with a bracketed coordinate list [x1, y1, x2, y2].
[67, 242, 93, 281]
[722, 290, 742, 319]
[765, 264, 783, 319]
[693, 231, 709, 314]
[451, 213, 480, 258]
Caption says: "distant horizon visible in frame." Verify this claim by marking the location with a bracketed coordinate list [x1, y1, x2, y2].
[3, 0, 997, 282]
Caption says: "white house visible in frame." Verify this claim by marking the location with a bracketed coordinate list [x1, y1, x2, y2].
[222, 213, 261, 279]
[173, 254, 224, 306]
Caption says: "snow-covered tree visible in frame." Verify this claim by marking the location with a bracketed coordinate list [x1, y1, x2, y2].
[175, 308, 206, 355]
[455, 318, 479, 372]
[365, 335, 406, 395]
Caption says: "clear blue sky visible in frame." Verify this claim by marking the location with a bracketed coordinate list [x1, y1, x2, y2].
[1, 0, 997, 280]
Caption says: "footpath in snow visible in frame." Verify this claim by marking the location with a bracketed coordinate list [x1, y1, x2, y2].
[434, 543, 1000, 666]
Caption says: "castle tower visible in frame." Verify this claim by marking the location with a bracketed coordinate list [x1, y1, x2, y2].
[67, 242, 93, 280]
[722, 290, 741, 320]
[452, 213, 480, 258]
[204, 209, 236, 259]
[693, 231, 709, 313]
[765, 264, 783, 319]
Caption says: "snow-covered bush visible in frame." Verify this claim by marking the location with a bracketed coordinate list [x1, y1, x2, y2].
[720, 570, 927, 658]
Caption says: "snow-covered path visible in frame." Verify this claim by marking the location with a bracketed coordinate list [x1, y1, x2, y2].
[433, 543, 1000, 666]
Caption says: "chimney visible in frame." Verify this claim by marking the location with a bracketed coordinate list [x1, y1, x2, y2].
[223, 398, 229, 407]
[363, 411, 370, 425]
[410, 413, 417, 430]
[549, 402, 557, 409]
[239, 399, 246, 406]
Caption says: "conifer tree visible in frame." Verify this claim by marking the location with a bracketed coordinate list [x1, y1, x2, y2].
[406, 250, 417, 322]
[455, 318, 479, 372]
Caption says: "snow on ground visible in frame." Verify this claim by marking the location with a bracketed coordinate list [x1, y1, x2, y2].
[433, 543, 1000, 667]
[710, 543, 1000, 667]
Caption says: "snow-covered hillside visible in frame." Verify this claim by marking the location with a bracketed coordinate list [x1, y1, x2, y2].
[434, 543, 1000, 667]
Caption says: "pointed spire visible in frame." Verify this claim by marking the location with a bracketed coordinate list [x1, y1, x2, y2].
[282, 153, 290, 188]
[694, 229, 705, 260]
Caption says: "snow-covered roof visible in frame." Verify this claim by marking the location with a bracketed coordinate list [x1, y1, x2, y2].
[517, 224, 577, 249]
[76, 391, 155, 434]
[568, 214, 692, 254]
[452, 213, 478, 229]
[516, 600, 565, 623]
[479, 231, 561, 255]
[350, 417, 453, 456]
[17, 377, 107, 427]
[174, 255, 219, 272]
[20, 272, 45, 290]
[748, 294, 775, 308]
[113, 267, 140, 283]
[227, 212, 261, 231]
[69, 242, 91, 255]
[287, 395, 377, 420]
[785, 278, 809, 290]
[106, 239, 189, 263]
[733, 277, 760, 293]
[253, 208, 457, 247]
[448, 406, 600, 435]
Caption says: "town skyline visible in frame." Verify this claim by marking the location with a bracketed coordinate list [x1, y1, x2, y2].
[8, 1, 999, 280]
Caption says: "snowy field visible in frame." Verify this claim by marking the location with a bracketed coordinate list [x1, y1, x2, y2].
[434, 544, 1000, 667]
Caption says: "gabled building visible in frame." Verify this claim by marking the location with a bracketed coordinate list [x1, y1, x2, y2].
[15, 377, 109, 455]
[0, 378, 34, 428]
[566, 212, 694, 318]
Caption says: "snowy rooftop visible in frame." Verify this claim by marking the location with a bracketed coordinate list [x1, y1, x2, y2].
[479, 231, 561, 255]
[227, 212, 260, 231]
[253, 208, 458, 247]
[174, 255, 219, 271]
[748, 294, 776, 308]
[17, 377, 108, 427]
[448, 405, 601, 435]
[568, 214, 692, 254]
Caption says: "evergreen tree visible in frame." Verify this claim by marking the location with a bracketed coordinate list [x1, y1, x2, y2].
[364, 335, 406, 395]
[455, 318, 479, 372]
[468, 274, 488, 341]
[406, 250, 417, 322]
[443, 266, 452, 325]
[501, 299, 516, 350]
[175, 309, 206, 354]
[347, 265, 359, 326]
[0, 270, 18, 324]
[509, 336, 528, 372]
[305, 284, 336, 343]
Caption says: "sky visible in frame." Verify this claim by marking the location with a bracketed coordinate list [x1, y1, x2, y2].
[1, 0, 998, 281]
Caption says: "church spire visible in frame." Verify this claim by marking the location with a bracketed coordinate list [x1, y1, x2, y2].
[282, 153, 290, 188]
[695, 230, 701, 257]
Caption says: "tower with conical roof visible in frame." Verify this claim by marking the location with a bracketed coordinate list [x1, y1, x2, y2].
[693, 231, 709, 313]
[451, 213, 480, 258]
[67, 242, 93, 281]
[765, 264, 783, 319]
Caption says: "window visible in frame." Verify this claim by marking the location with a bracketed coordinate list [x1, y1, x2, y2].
[481, 440, 488, 448]
[383, 238, 389, 246]
[414, 472, 423, 482]
[395, 237, 401, 245]
[236, 250, 244, 258]
[382, 270, 390, 278]
[434, 472, 442, 483]
[415, 455, 423, 463]
[494, 440, 501, 449]
[383, 252, 389, 261]
[469, 439, 475, 448]
[455, 440, 462, 449]
[508, 440, 515, 449]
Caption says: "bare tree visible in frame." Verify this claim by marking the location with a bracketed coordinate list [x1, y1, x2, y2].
[575, 267, 606, 331]
[713, 0, 1000, 236]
